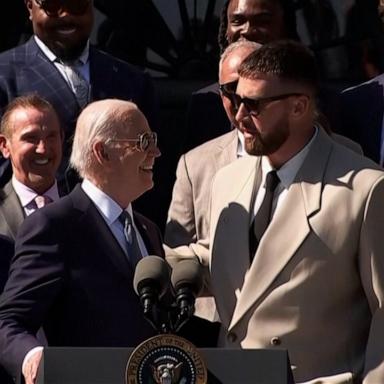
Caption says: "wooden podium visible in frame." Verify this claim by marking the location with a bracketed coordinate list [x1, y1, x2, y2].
[35, 347, 294, 383]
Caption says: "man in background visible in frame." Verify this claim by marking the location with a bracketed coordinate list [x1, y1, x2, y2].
[0, 0, 157, 196]
[183, 0, 298, 152]
[0, 94, 62, 239]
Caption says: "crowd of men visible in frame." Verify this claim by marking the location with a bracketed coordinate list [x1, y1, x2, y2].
[1, 0, 384, 383]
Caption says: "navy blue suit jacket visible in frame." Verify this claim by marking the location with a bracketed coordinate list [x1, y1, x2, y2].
[337, 75, 384, 163]
[0, 185, 164, 377]
[0, 37, 158, 183]
[0, 235, 14, 384]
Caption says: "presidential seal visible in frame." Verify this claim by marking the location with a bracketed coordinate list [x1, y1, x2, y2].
[126, 334, 207, 384]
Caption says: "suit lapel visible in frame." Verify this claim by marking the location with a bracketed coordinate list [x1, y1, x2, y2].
[0, 182, 25, 239]
[22, 39, 80, 127]
[229, 129, 333, 330]
[210, 156, 261, 326]
[212, 130, 238, 172]
[71, 186, 135, 280]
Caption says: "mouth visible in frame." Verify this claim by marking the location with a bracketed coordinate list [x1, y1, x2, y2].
[34, 158, 50, 166]
[55, 27, 77, 36]
[139, 165, 154, 173]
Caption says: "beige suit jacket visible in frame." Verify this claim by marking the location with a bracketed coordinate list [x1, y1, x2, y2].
[165, 129, 238, 247]
[169, 128, 384, 383]
[0, 181, 25, 240]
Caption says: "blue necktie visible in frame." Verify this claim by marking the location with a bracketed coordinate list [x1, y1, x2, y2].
[118, 211, 142, 268]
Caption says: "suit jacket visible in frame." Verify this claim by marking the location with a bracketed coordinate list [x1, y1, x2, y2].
[170, 128, 384, 383]
[0, 184, 165, 377]
[337, 74, 384, 163]
[0, 235, 13, 384]
[0, 181, 25, 240]
[0, 37, 158, 185]
[165, 130, 238, 247]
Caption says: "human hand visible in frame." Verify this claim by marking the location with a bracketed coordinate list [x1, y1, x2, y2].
[22, 349, 42, 384]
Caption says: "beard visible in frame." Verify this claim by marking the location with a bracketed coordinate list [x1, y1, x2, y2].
[244, 120, 289, 156]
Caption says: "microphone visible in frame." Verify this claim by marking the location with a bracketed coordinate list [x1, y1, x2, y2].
[133, 256, 170, 332]
[171, 258, 203, 331]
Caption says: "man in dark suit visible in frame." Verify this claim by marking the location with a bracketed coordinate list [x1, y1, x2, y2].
[0, 94, 63, 239]
[330, 1, 384, 165]
[0, 0, 157, 193]
[0, 99, 163, 384]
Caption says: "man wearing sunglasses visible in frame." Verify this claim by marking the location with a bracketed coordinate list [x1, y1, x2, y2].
[182, 0, 298, 153]
[169, 40, 384, 383]
[0, 99, 163, 384]
[0, 0, 158, 196]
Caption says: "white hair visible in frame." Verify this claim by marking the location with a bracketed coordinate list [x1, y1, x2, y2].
[70, 99, 140, 178]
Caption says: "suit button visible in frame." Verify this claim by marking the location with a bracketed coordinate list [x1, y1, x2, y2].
[227, 332, 237, 343]
[270, 336, 281, 346]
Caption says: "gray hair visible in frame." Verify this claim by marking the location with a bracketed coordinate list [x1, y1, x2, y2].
[70, 99, 140, 178]
[219, 40, 262, 72]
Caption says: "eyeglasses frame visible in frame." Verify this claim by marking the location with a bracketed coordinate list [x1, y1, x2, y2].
[106, 132, 158, 152]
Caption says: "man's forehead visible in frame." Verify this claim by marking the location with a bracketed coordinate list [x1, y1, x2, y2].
[229, 0, 280, 14]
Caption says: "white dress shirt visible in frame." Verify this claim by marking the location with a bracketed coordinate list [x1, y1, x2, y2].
[252, 127, 318, 220]
[81, 179, 148, 257]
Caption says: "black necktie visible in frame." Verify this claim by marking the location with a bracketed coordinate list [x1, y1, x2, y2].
[118, 211, 142, 268]
[250, 170, 280, 260]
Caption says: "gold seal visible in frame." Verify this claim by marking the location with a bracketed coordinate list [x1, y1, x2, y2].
[126, 334, 207, 384]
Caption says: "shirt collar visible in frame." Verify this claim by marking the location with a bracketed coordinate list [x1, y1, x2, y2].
[237, 130, 248, 158]
[33, 35, 90, 65]
[261, 126, 318, 189]
[12, 176, 59, 208]
[81, 179, 133, 225]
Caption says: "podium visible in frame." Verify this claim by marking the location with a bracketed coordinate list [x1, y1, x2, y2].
[35, 347, 294, 384]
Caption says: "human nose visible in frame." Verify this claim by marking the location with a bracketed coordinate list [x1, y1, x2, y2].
[148, 144, 161, 158]
[235, 102, 248, 124]
[35, 139, 47, 154]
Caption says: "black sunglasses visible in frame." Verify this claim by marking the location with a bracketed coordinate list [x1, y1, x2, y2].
[219, 80, 238, 99]
[35, 0, 91, 16]
[233, 93, 305, 116]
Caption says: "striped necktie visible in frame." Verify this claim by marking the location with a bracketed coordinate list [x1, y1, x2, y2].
[61, 61, 90, 108]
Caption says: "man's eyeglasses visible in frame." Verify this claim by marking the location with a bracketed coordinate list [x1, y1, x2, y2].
[232, 93, 305, 117]
[106, 132, 158, 152]
[219, 80, 238, 100]
[35, 0, 90, 16]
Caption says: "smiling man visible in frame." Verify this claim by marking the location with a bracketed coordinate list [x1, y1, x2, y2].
[0, 99, 164, 384]
[0, 0, 158, 198]
[0, 94, 62, 240]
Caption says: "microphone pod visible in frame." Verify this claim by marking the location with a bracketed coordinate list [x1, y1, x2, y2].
[171, 258, 203, 297]
[133, 255, 170, 299]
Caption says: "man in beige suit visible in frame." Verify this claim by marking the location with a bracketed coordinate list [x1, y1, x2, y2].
[165, 41, 261, 322]
[168, 40, 384, 383]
